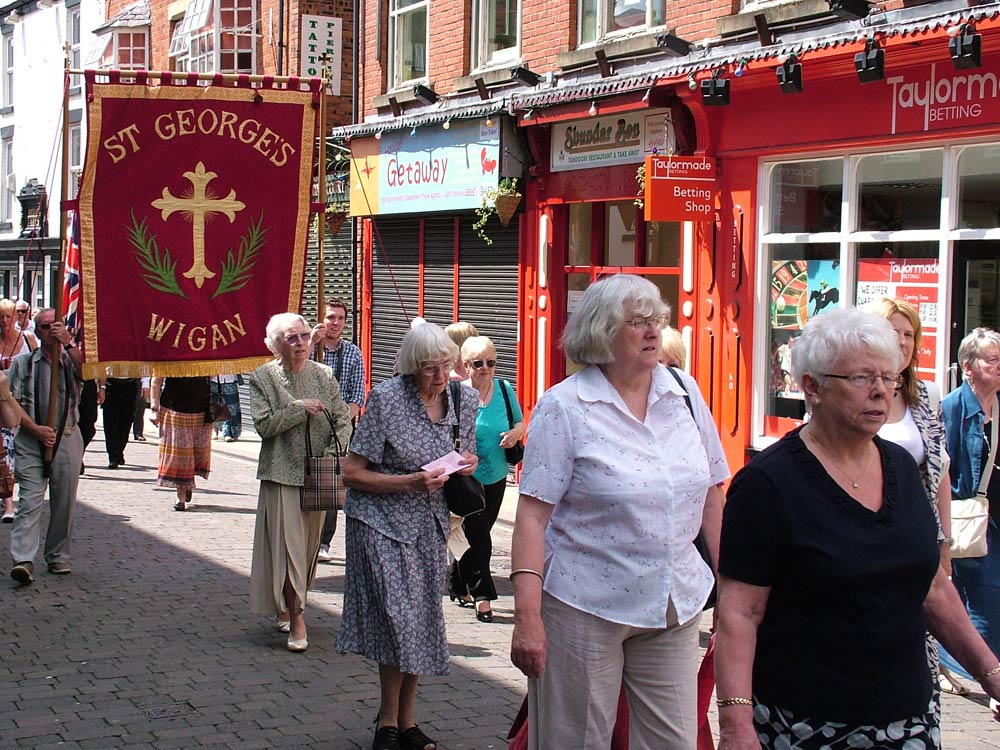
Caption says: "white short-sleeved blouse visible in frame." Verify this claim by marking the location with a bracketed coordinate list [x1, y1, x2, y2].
[519, 365, 730, 629]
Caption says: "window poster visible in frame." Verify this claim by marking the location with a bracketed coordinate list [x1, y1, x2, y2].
[857, 258, 940, 375]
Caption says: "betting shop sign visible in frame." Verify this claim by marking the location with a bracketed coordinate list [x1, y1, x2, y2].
[644, 155, 716, 222]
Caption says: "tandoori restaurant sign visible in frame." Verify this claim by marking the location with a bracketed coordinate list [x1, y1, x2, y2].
[550, 107, 675, 172]
[349, 119, 501, 216]
[644, 155, 716, 222]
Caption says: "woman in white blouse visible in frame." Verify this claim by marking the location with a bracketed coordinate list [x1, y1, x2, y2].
[509, 274, 729, 750]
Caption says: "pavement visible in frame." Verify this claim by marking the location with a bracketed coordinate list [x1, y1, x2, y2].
[1, 419, 998, 749]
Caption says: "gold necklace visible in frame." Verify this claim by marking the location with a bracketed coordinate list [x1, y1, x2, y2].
[478, 379, 494, 407]
[805, 430, 873, 489]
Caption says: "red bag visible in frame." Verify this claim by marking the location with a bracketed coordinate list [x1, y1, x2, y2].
[507, 685, 629, 750]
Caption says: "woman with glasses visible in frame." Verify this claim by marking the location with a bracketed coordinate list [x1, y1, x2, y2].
[339, 322, 478, 750]
[448, 335, 525, 623]
[149, 375, 213, 511]
[716, 308, 1000, 750]
[248, 313, 351, 651]
[937, 327, 1000, 698]
[868, 298, 956, 701]
[0, 299, 35, 522]
[510, 274, 728, 749]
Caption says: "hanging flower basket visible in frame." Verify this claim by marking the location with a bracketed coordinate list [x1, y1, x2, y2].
[326, 210, 348, 235]
[495, 192, 522, 226]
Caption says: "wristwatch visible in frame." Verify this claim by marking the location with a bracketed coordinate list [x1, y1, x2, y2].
[63, 341, 76, 351]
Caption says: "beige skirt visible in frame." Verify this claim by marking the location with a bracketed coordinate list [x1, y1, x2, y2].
[249, 480, 324, 616]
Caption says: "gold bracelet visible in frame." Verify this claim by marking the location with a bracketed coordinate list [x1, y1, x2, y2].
[509, 568, 543, 582]
[716, 697, 754, 708]
[980, 663, 1000, 681]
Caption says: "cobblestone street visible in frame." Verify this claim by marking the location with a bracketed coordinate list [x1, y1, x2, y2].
[1, 425, 998, 749]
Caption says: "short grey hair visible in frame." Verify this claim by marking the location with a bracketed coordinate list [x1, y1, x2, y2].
[461, 335, 496, 362]
[958, 327, 1000, 376]
[264, 312, 308, 355]
[397, 322, 459, 375]
[791, 307, 902, 389]
[561, 274, 670, 365]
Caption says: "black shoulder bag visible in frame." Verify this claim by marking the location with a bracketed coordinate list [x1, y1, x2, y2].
[498, 378, 524, 466]
[442, 382, 486, 518]
[665, 366, 717, 610]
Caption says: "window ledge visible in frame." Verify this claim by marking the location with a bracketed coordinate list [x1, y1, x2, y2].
[373, 84, 431, 112]
[454, 65, 518, 94]
[716, 0, 832, 37]
[557, 30, 661, 71]
[69, 86, 81, 97]
[0, 106, 12, 116]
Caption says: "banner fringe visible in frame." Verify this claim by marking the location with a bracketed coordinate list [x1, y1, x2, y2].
[82, 357, 273, 380]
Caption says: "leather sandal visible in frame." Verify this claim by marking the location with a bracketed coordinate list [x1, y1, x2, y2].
[373, 724, 401, 750]
[939, 668, 970, 696]
[400, 725, 437, 750]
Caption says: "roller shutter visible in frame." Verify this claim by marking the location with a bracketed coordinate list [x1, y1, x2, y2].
[422, 217, 456, 329]
[301, 217, 355, 330]
[370, 217, 419, 386]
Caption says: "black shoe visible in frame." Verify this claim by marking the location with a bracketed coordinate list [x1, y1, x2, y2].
[10, 561, 33, 584]
[475, 607, 494, 623]
[79, 462, 85, 475]
[107, 463, 119, 470]
[400, 725, 437, 750]
[373, 724, 401, 750]
[449, 593, 474, 608]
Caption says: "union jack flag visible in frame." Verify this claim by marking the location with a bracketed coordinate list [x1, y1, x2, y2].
[62, 211, 81, 335]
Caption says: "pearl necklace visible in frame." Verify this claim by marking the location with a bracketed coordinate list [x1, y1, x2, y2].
[421, 392, 440, 408]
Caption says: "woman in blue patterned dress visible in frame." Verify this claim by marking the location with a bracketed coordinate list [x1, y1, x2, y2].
[339, 322, 479, 750]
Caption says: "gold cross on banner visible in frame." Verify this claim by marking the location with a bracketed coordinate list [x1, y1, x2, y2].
[152, 162, 246, 288]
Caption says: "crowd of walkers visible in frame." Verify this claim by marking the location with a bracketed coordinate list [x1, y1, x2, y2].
[6, 277, 1000, 750]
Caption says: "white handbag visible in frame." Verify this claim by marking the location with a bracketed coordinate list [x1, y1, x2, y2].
[951, 401, 997, 559]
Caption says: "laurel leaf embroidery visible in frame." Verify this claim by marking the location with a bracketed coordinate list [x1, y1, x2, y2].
[212, 212, 267, 299]
[126, 210, 187, 298]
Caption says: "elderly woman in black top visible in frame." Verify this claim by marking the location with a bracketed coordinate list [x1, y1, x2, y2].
[338, 322, 478, 750]
[716, 307, 1000, 750]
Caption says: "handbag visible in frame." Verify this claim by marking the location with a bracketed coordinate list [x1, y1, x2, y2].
[497, 378, 524, 466]
[208, 378, 233, 424]
[299, 409, 346, 512]
[952, 402, 997, 559]
[443, 382, 486, 518]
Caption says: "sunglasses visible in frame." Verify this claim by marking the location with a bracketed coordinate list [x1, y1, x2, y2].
[15, 309, 27, 315]
[36, 323, 52, 330]
[470, 358, 496, 369]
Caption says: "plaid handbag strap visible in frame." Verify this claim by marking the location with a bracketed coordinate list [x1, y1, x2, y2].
[304, 409, 344, 460]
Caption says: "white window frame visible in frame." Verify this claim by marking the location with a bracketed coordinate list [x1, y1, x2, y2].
[473, 0, 520, 70]
[168, 0, 258, 75]
[578, 0, 665, 47]
[389, 0, 429, 89]
[68, 8, 81, 88]
[2, 33, 12, 108]
[751, 139, 1000, 450]
[88, 29, 149, 71]
[1, 136, 12, 225]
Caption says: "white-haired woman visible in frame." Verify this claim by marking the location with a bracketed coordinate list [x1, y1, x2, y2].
[716, 308, 1000, 750]
[509, 273, 729, 749]
[248, 312, 351, 652]
[338, 322, 478, 750]
[938, 327, 1000, 693]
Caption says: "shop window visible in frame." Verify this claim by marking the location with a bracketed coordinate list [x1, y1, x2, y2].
[568, 203, 593, 265]
[768, 159, 842, 234]
[646, 221, 680, 267]
[857, 150, 942, 231]
[390, 0, 429, 88]
[606, 201, 637, 265]
[958, 144, 1000, 229]
[579, 0, 666, 45]
[474, 0, 519, 69]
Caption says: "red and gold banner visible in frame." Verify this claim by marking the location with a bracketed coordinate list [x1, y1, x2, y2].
[78, 78, 320, 378]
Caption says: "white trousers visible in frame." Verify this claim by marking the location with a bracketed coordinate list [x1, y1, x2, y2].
[528, 592, 700, 750]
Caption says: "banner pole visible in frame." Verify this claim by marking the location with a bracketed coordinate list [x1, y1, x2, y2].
[314, 57, 328, 360]
[67, 69, 319, 88]
[44, 50, 73, 465]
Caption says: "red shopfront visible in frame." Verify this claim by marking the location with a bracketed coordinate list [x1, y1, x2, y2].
[672, 17, 1000, 469]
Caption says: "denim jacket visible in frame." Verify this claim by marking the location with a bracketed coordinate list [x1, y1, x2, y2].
[941, 381, 999, 500]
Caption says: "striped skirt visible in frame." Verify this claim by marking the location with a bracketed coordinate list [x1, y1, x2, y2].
[157, 407, 212, 489]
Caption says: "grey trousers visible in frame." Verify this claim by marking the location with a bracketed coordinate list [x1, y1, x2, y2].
[528, 592, 700, 750]
[10, 430, 84, 565]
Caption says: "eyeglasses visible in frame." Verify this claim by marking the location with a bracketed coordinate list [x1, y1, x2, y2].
[469, 358, 496, 369]
[420, 361, 454, 377]
[823, 372, 902, 390]
[284, 332, 309, 344]
[623, 315, 670, 331]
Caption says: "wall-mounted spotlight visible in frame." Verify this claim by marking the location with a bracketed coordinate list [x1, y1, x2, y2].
[854, 38, 884, 82]
[588, 101, 598, 117]
[595, 49, 614, 78]
[388, 96, 402, 117]
[950, 24, 982, 70]
[827, 0, 871, 19]
[777, 55, 803, 93]
[656, 33, 691, 57]
[413, 84, 439, 105]
[510, 66, 541, 87]
[701, 70, 730, 106]
[753, 14, 774, 46]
